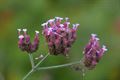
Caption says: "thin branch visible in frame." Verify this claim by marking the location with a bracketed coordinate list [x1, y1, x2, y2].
[37, 60, 82, 70]
[34, 53, 50, 69]
[28, 54, 35, 69]
[22, 53, 50, 80]
[22, 69, 34, 80]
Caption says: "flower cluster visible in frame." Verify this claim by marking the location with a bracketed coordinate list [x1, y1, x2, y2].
[17, 29, 39, 53]
[17, 17, 108, 72]
[42, 17, 79, 56]
[83, 34, 107, 69]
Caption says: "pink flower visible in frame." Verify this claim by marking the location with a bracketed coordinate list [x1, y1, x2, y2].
[17, 29, 39, 53]
[83, 34, 107, 69]
[42, 17, 80, 56]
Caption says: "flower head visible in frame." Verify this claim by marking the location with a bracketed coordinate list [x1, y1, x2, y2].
[42, 17, 80, 56]
[83, 34, 107, 69]
[17, 29, 39, 53]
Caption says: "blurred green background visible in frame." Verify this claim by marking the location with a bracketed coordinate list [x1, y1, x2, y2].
[0, 0, 120, 80]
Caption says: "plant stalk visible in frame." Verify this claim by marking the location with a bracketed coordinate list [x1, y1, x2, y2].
[22, 53, 50, 80]
[37, 60, 82, 70]
[28, 54, 35, 69]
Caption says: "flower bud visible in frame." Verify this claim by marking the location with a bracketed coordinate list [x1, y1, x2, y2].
[18, 35, 25, 51]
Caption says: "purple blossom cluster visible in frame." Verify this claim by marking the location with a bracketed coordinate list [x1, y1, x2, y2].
[42, 17, 79, 56]
[17, 17, 108, 70]
[83, 34, 107, 69]
[17, 29, 39, 53]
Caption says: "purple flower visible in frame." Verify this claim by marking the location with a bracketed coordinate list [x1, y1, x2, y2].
[17, 29, 39, 53]
[42, 17, 80, 56]
[83, 34, 107, 69]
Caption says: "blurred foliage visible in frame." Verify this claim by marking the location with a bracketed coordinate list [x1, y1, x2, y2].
[0, 0, 120, 80]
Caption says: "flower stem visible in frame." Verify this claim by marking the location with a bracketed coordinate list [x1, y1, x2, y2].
[22, 69, 34, 80]
[28, 54, 35, 69]
[22, 53, 50, 80]
[34, 53, 50, 69]
[82, 69, 85, 80]
[37, 60, 82, 70]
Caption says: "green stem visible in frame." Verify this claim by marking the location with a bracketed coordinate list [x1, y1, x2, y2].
[34, 53, 50, 69]
[37, 60, 82, 70]
[82, 69, 85, 80]
[28, 54, 35, 69]
[22, 69, 34, 80]
[22, 53, 50, 80]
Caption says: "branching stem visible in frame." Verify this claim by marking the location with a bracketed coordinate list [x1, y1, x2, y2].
[22, 53, 50, 80]
[23, 53, 84, 80]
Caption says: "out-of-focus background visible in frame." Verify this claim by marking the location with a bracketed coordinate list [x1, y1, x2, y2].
[0, 0, 120, 80]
